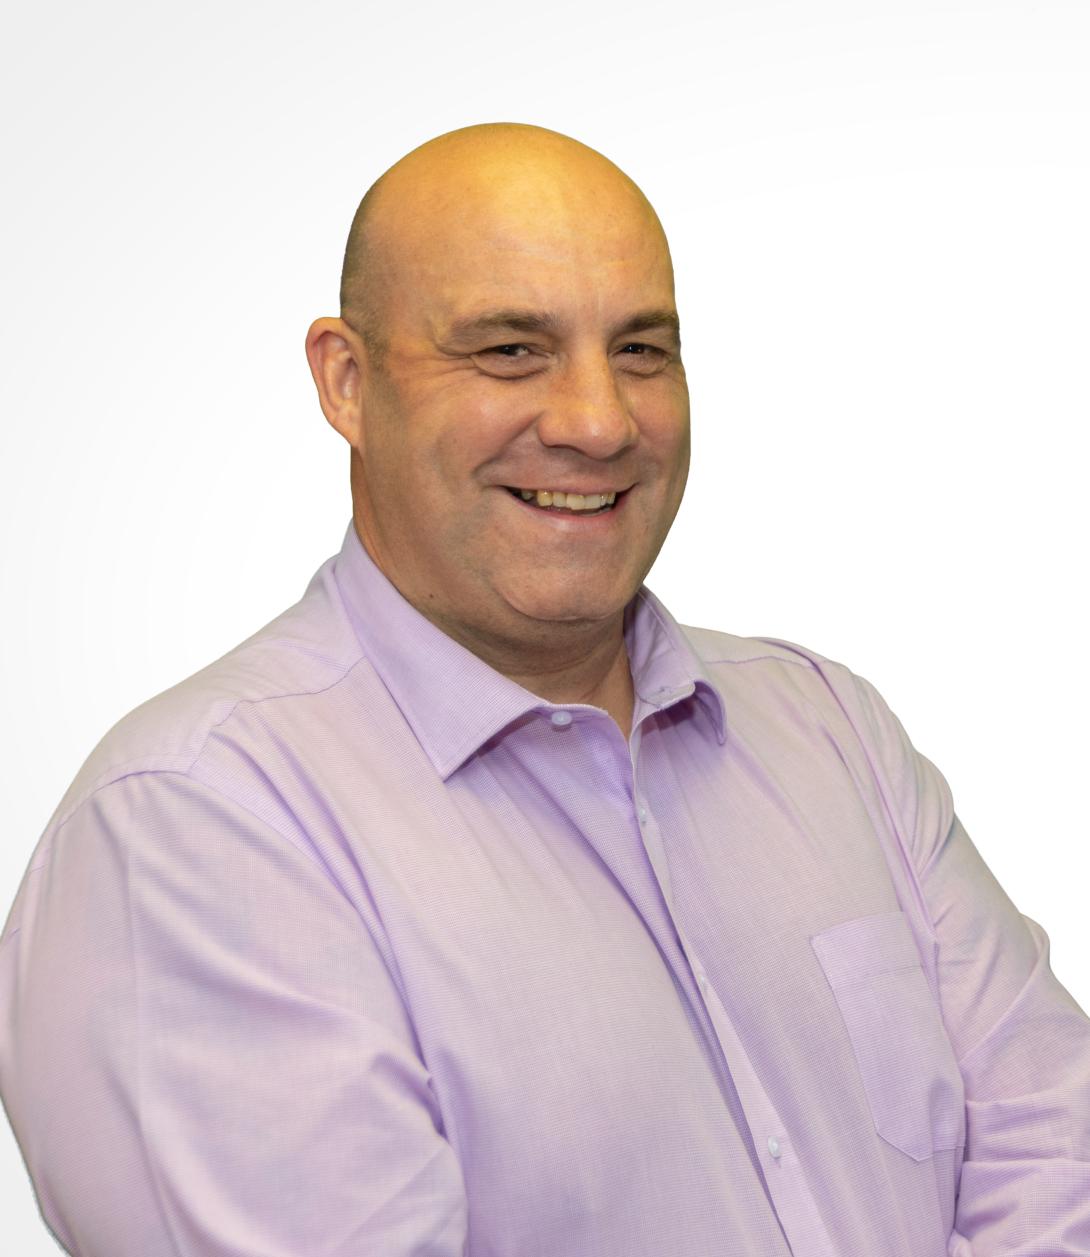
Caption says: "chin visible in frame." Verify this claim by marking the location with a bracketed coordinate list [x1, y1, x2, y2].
[506, 591, 629, 629]
[496, 568, 637, 628]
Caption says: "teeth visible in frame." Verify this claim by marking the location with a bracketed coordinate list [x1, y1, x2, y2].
[515, 489, 618, 512]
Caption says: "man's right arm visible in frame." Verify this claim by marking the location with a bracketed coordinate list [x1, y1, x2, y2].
[0, 770, 468, 1256]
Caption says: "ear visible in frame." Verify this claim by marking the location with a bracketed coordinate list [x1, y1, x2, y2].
[305, 317, 367, 453]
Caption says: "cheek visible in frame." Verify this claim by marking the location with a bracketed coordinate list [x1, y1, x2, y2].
[624, 371, 688, 436]
[430, 395, 531, 481]
[675, 423, 692, 480]
[637, 401, 690, 479]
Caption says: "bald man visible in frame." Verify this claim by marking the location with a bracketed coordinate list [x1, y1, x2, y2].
[2, 124, 1088, 1256]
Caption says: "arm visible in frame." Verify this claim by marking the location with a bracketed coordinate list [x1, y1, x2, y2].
[854, 674, 1090, 1255]
[0, 770, 468, 1256]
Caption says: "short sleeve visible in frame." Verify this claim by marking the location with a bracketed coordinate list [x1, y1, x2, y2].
[0, 770, 468, 1256]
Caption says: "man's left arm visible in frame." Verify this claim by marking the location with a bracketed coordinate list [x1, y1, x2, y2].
[853, 673, 1090, 1254]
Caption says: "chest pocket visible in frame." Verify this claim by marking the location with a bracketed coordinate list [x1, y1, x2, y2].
[811, 910, 965, 1162]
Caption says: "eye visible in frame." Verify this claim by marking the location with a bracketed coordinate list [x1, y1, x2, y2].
[617, 343, 670, 374]
[470, 344, 546, 378]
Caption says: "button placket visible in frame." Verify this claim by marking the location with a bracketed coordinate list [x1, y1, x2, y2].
[628, 772, 674, 910]
[678, 941, 838, 1257]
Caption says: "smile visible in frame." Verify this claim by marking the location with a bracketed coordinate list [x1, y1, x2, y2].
[505, 487, 620, 514]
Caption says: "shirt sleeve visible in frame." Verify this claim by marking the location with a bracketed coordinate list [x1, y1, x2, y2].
[0, 769, 468, 1257]
[852, 673, 1090, 1255]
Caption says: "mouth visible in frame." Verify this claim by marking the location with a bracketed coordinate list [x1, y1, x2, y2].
[504, 487, 626, 516]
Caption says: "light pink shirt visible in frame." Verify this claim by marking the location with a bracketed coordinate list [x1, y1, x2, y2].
[2, 519, 1088, 1255]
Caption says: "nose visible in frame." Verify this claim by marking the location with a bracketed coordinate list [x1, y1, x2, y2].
[534, 350, 639, 459]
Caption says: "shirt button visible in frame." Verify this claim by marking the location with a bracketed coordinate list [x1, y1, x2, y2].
[767, 1136, 782, 1159]
[550, 710, 573, 728]
[697, 973, 709, 995]
[637, 803, 648, 823]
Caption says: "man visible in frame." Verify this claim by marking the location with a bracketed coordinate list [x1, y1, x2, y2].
[1, 123, 1087, 1256]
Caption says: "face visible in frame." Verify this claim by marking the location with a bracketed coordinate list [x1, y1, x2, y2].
[347, 151, 690, 653]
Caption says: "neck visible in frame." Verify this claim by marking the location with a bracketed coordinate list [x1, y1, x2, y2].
[429, 606, 636, 744]
[505, 627, 635, 744]
[352, 516, 637, 741]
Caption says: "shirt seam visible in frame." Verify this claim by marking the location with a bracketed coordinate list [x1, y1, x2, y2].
[848, 676, 940, 945]
[49, 657, 367, 837]
[200, 658, 365, 744]
[124, 817, 186, 1257]
[680, 621, 836, 671]
[73, 767, 369, 919]
[822, 962, 925, 991]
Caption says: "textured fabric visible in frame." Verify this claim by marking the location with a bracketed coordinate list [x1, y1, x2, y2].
[2, 518, 1089, 1256]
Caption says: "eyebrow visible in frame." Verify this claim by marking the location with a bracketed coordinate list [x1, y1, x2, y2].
[443, 307, 681, 345]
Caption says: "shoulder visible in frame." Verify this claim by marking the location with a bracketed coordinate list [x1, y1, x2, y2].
[679, 622, 865, 702]
[679, 620, 954, 860]
[678, 619, 914, 781]
[49, 569, 367, 834]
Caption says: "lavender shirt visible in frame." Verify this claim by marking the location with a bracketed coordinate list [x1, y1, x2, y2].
[2, 519, 1088, 1256]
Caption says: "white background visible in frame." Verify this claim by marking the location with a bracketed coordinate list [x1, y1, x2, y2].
[2, 0, 1087, 1248]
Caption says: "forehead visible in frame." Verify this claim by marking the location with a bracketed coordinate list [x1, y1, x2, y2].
[372, 153, 675, 329]
[437, 229, 673, 332]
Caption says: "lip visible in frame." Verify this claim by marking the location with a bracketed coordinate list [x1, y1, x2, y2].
[501, 484, 632, 498]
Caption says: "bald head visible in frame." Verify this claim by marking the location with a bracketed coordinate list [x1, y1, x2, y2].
[307, 120, 689, 689]
[338, 123, 669, 367]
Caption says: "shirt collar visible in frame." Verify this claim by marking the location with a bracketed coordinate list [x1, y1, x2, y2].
[332, 520, 726, 779]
